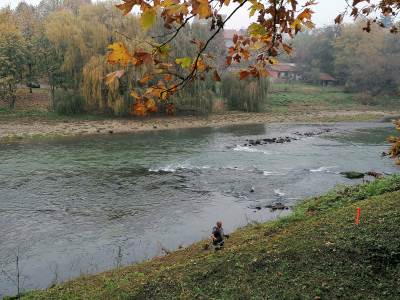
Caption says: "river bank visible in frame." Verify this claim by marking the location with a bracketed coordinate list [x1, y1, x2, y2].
[17, 175, 400, 299]
[1, 109, 399, 143]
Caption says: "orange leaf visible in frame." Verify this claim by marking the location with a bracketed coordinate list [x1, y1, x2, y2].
[139, 74, 152, 85]
[239, 70, 250, 80]
[134, 51, 153, 65]
[282, 43, 293, 55]
[163, 74, 173, 81]
[297, 8, 313, 21]
[133, 101, 148, 116]
[116, 0, 140, 15]
[213, 70, 221, 81]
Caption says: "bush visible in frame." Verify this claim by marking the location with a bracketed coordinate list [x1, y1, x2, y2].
[54, 90, 85, 115]
[353, 92, 379, 106]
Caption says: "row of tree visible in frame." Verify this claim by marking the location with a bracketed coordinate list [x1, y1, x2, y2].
[291, 20, 400, 95]
[0, 0, 268, 115]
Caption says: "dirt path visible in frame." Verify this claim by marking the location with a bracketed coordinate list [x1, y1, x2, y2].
[0, 110, 398, 142]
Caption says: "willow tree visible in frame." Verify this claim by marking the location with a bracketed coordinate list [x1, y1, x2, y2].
[0, 9, 26, 109]
[44, 6, 110, 92]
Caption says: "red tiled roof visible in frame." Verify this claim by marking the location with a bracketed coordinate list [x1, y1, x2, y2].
[319, 73, 336, 81]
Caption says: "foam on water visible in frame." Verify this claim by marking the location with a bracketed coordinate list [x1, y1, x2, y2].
[309, 166, 337, 173]
[233, 145, 270, 155]
[274, 189, 286, 197]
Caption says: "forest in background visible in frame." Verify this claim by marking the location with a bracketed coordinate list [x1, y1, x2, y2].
[291, 19, 400, 102]
[0, 0, 399, 116]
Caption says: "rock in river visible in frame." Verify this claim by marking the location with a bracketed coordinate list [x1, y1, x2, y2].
[340, 171, 365, 179]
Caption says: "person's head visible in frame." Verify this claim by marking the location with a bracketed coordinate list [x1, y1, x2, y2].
[216, 221, 222, 228]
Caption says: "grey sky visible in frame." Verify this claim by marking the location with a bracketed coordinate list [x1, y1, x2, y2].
[1, 0, 349, 29]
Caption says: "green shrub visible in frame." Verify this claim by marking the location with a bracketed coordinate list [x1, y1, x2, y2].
[54, 90, 85, 115]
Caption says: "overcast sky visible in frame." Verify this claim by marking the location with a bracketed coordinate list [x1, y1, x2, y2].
[1, 0, 349, 29]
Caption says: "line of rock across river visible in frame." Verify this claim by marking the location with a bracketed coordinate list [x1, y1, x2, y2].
[243, 128, 333, 146]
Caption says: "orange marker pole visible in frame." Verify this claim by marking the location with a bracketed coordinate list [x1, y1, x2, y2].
[355, 207, 361, 225]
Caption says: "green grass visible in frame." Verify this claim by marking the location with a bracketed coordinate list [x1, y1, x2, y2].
[267, 83, 400, 112]
[18, 175, 400, 300]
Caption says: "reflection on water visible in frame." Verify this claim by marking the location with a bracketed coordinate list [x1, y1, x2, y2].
[0, 122, 398, 296]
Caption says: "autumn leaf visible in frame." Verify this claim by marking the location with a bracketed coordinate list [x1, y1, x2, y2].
[105, 70, 125, 86]
[193, 0, 212, 19]
[248, 23, 266, 36]
[175, 57, 192, 68]
[291, 18, 303, 33]
[107, 42, 134, 66]
[213, 70, 221, 81]
[195, 58, 207, 72]
[146, 98, 158, 113]
[130, 90, 141, 100]
[297, 8, 313, 21]
[248, 0, 264, 17]
[335, 14, 343, 24]
[239, 70, 250, 80]
[139, 74, 152, 85]
[134, 51, 153, 64]
[133, 101, 148, 116]
[116, 0, 140, 15]
[282, 43, 293, 55]
[141, 8, 157, 30]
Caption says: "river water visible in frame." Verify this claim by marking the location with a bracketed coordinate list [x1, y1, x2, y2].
[0, 121, 398, 296]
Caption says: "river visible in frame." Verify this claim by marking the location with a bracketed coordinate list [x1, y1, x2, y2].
[0, 121, 398, 296]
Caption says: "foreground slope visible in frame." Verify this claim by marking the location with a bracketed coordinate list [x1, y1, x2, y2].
[21, 176, 400, 299]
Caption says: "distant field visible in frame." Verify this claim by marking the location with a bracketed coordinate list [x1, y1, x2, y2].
[1, 83, 399, 121]
[267, 83, 400, 113]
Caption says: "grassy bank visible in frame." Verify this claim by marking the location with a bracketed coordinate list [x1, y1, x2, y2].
[19, 175, 400, 299]
[267, 83, 400, 114]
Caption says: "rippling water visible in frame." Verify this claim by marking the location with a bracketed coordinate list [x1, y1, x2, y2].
[0, 122, 398, 296]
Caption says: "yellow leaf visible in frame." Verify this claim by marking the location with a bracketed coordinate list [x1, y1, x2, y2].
[130, 90, 141, 100]
[248, 1, 264, 17]
[146, 98, 158, 113]
[140, 8, 156, 30]
[161, 0, 179, 7]
[248, 23, 266, 36]
[290, 18, 303, 33]
[107, 42, 134, 66]
[175, 57, 192, 68]
[197, 0, 211, 19]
